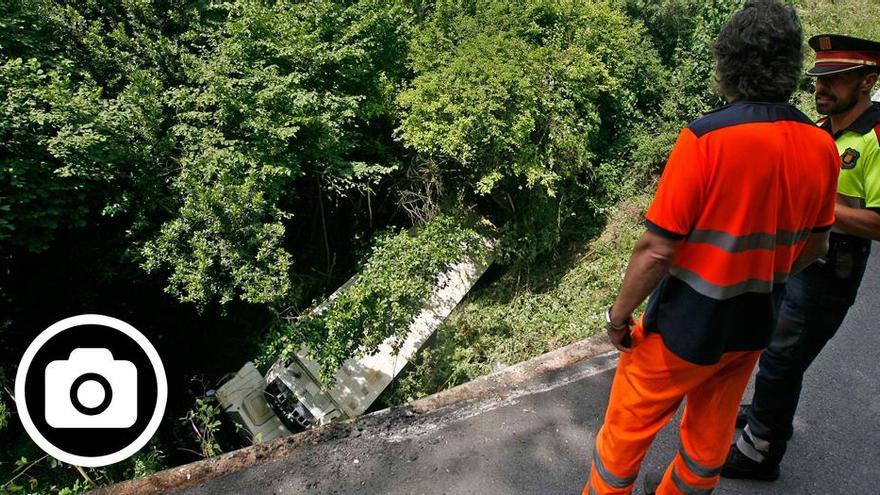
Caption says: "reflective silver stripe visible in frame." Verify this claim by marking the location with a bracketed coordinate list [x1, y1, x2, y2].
[744, 425, 771, 452]
[670, 266, 788, 300]
[587, 484, 599, 495]
[592, 445, 636, 489]
[687, 228, 813, 253]
[671, 466, 715, 495]
[736, 434, 766, 463]
[678, 445, 723, 478]
[777, 229, 816, 246]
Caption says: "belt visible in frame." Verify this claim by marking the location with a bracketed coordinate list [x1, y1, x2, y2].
[828, 232, 872, 252]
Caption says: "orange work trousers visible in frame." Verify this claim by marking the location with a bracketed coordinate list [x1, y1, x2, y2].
[583, 323, 760, 495]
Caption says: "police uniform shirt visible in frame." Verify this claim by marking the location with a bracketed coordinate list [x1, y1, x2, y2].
[820, 102, 880, 213]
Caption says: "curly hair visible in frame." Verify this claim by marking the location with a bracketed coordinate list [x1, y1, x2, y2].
[713, 0, 803, 102]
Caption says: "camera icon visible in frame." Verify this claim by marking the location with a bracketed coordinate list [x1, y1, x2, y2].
[44, 348, 138, 429]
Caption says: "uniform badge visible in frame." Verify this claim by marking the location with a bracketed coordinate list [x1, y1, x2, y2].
[841, 148, 861, 169]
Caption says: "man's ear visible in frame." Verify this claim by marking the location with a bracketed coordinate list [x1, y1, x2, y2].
[862, 71, 879, 94]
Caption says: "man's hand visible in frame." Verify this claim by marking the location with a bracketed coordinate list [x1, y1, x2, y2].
[606, 307, 634, 353]
[607, 325, 633, 353]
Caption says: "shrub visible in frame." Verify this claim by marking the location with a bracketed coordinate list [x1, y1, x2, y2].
[397, 0, 665, 261]
[142, 0, 412, 306]
[625, 0, 743, 178]
[260, 213, 491, 381]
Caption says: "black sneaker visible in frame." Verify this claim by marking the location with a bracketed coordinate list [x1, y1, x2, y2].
[720, 443, 780, 481]
[735, 403, 750, 429]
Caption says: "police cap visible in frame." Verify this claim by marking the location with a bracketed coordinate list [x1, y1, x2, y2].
[806, 34, 880, 77]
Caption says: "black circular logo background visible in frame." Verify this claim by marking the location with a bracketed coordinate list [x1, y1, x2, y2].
[21, 324, 159, 456]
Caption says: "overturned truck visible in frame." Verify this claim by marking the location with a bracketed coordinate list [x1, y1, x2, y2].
[216, 245, 492, 444]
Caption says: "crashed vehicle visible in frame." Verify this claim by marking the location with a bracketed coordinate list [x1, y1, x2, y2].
[215, 248, 491, 444]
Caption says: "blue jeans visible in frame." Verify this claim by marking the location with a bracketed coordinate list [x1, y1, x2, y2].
[745, 233, 871, 462]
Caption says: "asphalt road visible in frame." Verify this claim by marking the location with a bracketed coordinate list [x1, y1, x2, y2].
[174, 243, 880, 495]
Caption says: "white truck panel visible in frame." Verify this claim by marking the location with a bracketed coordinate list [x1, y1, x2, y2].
[271, 250, 491, 420]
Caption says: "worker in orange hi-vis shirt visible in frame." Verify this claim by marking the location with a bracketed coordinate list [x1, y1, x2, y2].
[582, 2, 839, 495]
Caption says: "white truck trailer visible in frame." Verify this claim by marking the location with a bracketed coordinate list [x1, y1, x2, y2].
[216, 248, 492, 444]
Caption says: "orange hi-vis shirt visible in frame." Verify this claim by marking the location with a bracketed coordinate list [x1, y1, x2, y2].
[643, 101, 840, 365]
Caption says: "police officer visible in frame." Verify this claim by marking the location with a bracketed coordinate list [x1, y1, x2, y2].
[723, 34, 880, 481]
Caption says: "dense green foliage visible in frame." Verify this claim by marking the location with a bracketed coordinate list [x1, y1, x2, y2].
[623, 0, 741, 172]
[142, 0, 411, 306]
[260, 214, 492, 379]
[0, 0, 201, 254]
[3, 0, 880, 491]
[398, 0, 665, 261]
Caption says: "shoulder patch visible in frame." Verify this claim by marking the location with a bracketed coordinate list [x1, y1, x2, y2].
[842, 148, 861, 169]
[875, 124, 880, 146]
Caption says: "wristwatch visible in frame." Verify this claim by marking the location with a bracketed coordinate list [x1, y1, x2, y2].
[605, 306, 628, 331]
[606, 306, 634, 348]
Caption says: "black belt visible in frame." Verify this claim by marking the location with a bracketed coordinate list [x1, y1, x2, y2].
[829, 231, 872, 250]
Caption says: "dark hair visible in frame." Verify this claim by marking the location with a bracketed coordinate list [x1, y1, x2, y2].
[713, 0, 803, 102]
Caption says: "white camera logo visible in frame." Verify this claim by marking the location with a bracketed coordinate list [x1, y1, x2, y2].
[45, 348, 137, 429]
